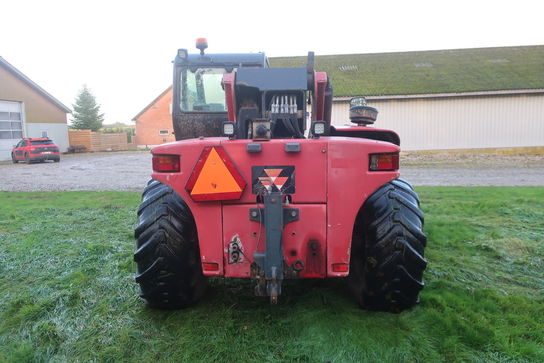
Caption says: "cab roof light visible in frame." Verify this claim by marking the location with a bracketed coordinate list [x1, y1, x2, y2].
[177, 48, 188, 59]
[369, 152, 399, 171]
[152, 154, 180, 173]
[196, 38, 208, 55]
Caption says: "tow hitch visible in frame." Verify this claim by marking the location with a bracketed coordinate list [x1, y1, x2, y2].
[249, 191, 298, 303]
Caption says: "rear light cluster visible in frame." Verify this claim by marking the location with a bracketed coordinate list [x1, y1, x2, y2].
[29, 147, 59, 154]
[152, 154, 180, 172]
[369, 152, 399, 171]
[202, 262, 219, 271]
[332, 263, 349, 272]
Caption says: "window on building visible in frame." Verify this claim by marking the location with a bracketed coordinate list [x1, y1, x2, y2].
[159, 130, 169, 135]
[0, 111, 23, 139]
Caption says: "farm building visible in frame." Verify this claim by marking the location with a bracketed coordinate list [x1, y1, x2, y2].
[0, 57, 71, 160]
[133, 86, 174, 147]
[135, 45, 544, 151]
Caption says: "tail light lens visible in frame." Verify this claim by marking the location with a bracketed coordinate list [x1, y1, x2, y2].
[152, 154, 180, 172]
[332, 263, 349, 272]
[202, 262, 219, 271]
[369, 152, 399, 171]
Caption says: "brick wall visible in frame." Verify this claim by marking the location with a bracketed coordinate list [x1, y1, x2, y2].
[134, 87, 175, 147]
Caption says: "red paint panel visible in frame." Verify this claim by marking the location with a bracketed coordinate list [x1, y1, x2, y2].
[312, 72, 328, 121]
[151, 138, 227, 276]
[324, 137, 399, 277]
[150, 137, 400, 279]
[222, 72, 237, 121]
[221, 139, 328, 204]
[222, 204, 327, 278]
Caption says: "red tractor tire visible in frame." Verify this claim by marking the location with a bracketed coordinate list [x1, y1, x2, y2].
[349, 178, 427, 313]
[134, 180, 207, 309]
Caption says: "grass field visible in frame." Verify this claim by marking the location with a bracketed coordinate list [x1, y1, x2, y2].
[0, 188, 543, 362]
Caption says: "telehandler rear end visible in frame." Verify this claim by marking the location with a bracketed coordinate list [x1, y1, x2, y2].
[134, 40, 427, 312]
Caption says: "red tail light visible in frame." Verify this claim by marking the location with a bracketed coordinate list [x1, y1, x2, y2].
[332, 263, 349, 273]
[369, 152, 399, 171]
[152, 154, 180, 172]
[202, 262, 219, 271]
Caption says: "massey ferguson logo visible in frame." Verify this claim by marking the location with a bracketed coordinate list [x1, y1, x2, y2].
[252, 166, 295, 194]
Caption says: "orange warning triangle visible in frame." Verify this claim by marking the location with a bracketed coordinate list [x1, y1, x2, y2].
[191, 148, 242, 195]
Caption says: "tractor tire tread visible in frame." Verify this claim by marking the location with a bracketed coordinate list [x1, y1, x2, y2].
[350, 178, 427, 313]
[134, 179, 206, 309]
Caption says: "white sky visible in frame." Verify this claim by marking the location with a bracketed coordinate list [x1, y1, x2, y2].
[1, 0, 542, 124]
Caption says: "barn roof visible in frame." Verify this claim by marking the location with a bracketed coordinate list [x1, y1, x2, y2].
[270, 45, 544, 97]
[0, 56, 71, 113]
[132, 85, 172, 121]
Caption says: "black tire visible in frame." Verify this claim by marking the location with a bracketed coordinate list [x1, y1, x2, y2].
[134, 180, 207, 309]
[54, 158, 60, 163]
[11, 153, 18, 163]
[348, 178, 427, 312]
[24, 153, 31, 164]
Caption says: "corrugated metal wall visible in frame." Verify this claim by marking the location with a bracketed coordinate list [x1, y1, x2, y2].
[331, 94, 544, 150]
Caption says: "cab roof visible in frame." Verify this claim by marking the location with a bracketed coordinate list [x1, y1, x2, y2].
[174, 51, 269, 68]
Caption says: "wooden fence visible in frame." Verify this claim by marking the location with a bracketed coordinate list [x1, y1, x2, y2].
[68, 130, 132, 152]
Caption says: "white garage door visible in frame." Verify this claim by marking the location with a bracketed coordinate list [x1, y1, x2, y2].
[0, 100, 24, 161]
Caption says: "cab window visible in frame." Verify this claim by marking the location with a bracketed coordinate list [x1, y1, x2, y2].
[180, 68, 228, 112]
[31, 140, 53, 146]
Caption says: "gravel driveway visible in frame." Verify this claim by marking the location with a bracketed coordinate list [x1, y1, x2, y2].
[0, 151, 152, 192]
[0, 150, 542, 192]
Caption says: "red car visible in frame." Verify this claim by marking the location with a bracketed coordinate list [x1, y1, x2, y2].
[11, 138, 61, 163]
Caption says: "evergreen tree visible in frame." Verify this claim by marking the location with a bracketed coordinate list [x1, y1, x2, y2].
[71, 85, 105, 131]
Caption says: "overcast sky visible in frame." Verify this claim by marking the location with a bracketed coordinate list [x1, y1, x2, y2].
[1, 0, 542, 124]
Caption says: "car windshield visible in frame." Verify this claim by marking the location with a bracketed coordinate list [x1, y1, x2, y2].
[31, 140, 53, 145]
[180, 68, 227, 112]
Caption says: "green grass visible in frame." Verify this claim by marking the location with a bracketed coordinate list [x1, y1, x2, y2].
[270, 45, 544, 96]
[0, 188, 543, 362]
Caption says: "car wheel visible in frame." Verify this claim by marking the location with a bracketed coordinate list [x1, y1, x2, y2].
[12, 153, 18, 164]
[24, 153, 31, 164]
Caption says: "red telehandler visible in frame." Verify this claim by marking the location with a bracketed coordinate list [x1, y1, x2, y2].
[134, 39, 427, 312]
